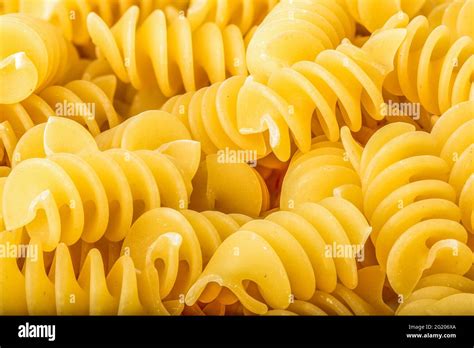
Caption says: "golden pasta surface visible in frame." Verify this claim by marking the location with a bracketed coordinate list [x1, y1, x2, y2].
[0, 0, 473, 318]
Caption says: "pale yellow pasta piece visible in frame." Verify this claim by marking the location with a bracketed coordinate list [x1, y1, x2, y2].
[87, 6, 248, 97]
[186, 0, 277, 34]
[246, 0, 356, 82]
[380, 12, 474, 115]
[341, 122, 472, 297]
[431, 101, 474, 233]
[0, 13, 79, 104]
[238, 28, 407, 161]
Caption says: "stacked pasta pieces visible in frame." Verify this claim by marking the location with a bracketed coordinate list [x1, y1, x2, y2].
[0, 0, 473, 316]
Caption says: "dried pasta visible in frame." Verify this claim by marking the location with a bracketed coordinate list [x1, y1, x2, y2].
[341, 122, 472, 298]
[2, 116, 200, 251]
[0, 13, 79, 104]
[186, 0, 277, 34]
[87, 6, 249, 97]
[246, 0, 356, 82]
[0, 0, 472, 318]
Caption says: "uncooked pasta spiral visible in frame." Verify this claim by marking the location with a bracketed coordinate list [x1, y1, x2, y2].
[118, 207, 250, 315]
[0, 231, 146, 315]
[245, 0, 356, 82]
[96, 108, 269, 217]
[87, 6, 249, 97]
[2, 115, 200, 252]
[0, 76, 124, 168]
[344, 0, 426, 32]
[1, 0, 190, 46]
[341, 122, 473, 298]
[186, 0, 277, 34]
[238, 27, 407, 161]
[380, 11, 474, 115]
[422, 0, 473, 40]
[396, 273, 474, 315]
[0, 13, 79, 104]
[280, 135, 363, 210]
[431, 101, 474, 233]
[186, 197, 371, 314]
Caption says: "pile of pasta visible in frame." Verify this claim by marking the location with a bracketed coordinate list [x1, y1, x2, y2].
[0, 0, 473, 316]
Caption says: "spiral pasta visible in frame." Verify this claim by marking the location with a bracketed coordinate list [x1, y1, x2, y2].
[238, 27, 407, 161]
[185, 197, 371, 314]
[431, 101, 474, 233]
[0, 13, 79, 104]
[2, 115, 200, 251]
[87, 6, 249, 97]
[280, 136, 363, 210]
[341, 122, 473, 298]
[396, 273, 474, 315]
[186, 0, 277, 34]
[245, 0, 356, 82]
[380, 11, 474, 115]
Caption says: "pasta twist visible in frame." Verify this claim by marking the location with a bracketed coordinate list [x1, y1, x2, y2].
[0, 13, 79, 104]
[120, 207, 250, 315]
[2, 115, 200, 252]
[341, 122, 473, 298]
[0, 0, 190, 46]
[184, 266, 394, 316]
[245, 0, 356, 82]
[380, 11, 474, 115]
[280, 136, 363, 210]
[186, 197, 371, 314]
[186, 0, 277, 34]
[0, 233, 145, 315]
[0, 76, 124, 168]
[344, 0, 426, 32]
[87, 6, 249, 97]
[238, 27, 407, 161]
[396, 273, 474, 315]
[431, 101, 474, 233]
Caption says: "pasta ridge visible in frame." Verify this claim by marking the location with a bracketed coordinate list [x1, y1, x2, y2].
[87, 6, 250, 97]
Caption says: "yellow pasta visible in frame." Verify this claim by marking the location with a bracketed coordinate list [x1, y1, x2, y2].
[380, 11, 474, 115]
[2, 116, 200, 251]
[0, 13, 79, 104]
[186, 197, 371, 314]
[1, 0, 472, 319]
[186, 0, 277, 34]
[341, 122, 472, 298]
[431, 101, 474, 233]
[87, 6, 249, 97]
[396, 273, 474, 315]
[238, 27, 407, 161]
[246, 0, 356, 82]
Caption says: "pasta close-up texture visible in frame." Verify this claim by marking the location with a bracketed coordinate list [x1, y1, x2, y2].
[0, 0, 473, 324]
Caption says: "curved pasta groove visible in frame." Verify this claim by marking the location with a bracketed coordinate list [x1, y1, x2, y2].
[186, 0, 277, 34]
[341, 122, 472, 297]
[2, 116, 200, 251]
[431, 101, 474, 233]
[238, 27, 407, 161]
[87, 6, 249, 97]
[246, 0, 356, 82]
[0, 233, 145, 315]
[0, 13, 79, 104]
[185, 197, 371, 314]
[280, 136, 363, 210]
[396, 273, 474, 315]
[344, 0, 426, 32]
[1, 0, 190, 46]
[120, 207, 249, 315]
[380, 12, 474, 115]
